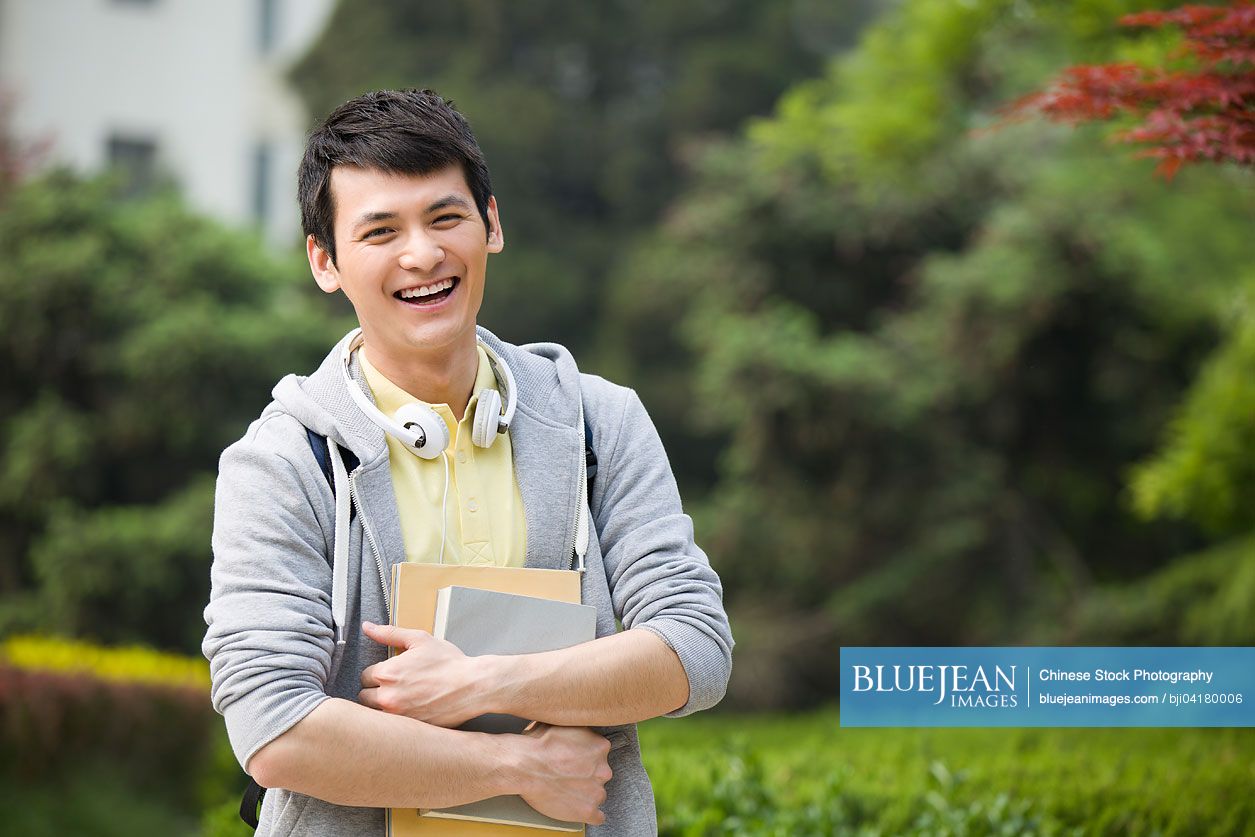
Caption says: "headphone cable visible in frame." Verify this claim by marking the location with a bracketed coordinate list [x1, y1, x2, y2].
[437, 450, 450, 565]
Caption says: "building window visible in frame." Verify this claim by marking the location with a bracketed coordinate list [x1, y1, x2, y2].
[253, 142, 273, 225]
[258, 0, 279, 55]
[106, 135, 158, 197]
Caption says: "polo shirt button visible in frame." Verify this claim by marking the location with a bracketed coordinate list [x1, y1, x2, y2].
[457, 450, 468, 463]
[467, 498, 479, 512]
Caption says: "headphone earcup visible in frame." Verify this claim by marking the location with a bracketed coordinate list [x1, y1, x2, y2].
[395, 403, 450, 459]
[472, 389, 502, 448]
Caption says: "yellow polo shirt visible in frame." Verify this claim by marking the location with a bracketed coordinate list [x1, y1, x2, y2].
[359, 347, 526, 567]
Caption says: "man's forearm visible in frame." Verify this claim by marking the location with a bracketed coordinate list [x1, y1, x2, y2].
[249, 696, 519, 807]
[483, 628, 689, 727]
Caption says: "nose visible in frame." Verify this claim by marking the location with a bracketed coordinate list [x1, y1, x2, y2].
[397, 230, 444, 272]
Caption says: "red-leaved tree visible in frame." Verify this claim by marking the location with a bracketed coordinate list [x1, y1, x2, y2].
[1004, 2, 1254, 178]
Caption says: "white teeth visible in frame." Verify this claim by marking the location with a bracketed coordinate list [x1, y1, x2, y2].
[399, 278, 454, 299]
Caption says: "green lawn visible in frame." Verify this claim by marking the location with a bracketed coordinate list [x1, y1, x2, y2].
[0, 760, 198, 837]
[639, 709, 1255, 836]
[9, 706, 1251, 835]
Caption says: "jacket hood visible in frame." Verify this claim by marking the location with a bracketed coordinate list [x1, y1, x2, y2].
[270, 326, 585, 467]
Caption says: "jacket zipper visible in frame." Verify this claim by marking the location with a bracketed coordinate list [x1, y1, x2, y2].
[568, 458, 582, 568]
[348, 471, 392, 624]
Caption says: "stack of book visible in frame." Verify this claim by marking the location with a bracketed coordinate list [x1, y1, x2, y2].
[386, 563, 596, 837]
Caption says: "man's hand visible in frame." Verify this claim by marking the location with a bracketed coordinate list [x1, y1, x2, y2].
[363, 620, 691, 730]
[359, 621, 486, 727]
[515, 724, 613, 826]
[246, 696, 612, 814]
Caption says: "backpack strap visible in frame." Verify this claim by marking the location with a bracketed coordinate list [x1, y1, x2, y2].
[584, 412, 597, 498]
[305, 427, 358, 517]
[306, 427, 331, 482]
[240, 777, 265, 830]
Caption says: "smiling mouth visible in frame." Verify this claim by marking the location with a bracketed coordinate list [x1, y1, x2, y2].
[395, 277, 459, 306]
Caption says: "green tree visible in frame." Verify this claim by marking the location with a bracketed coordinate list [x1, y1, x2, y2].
[1132, 299, 1255, 537]
[0, 171, 345, 651]
[289, 0, 882, 356]
[604, 0, 1255, 706]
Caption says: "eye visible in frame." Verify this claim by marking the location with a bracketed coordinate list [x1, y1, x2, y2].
[362, 227, 394, 240]
[432, 213, 464, 227]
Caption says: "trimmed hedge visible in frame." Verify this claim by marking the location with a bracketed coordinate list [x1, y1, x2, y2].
[1, 634, 210, 689]
[0, 634, 222, 822]
[0, 665, 215, 794]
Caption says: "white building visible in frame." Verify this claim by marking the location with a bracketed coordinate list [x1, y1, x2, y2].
[0, 0, 336, 247]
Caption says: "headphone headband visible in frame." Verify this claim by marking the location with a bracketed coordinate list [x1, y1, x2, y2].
[476, 340, 517, 435]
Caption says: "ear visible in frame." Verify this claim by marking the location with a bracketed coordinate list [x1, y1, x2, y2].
[307, 234, 341, 294]
[486, 196, 504, 254]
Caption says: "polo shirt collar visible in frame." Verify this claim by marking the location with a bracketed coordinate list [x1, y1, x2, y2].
[357, 344, 498, 428]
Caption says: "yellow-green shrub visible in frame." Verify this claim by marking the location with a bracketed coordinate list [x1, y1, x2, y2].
[0, 634, 210, 689]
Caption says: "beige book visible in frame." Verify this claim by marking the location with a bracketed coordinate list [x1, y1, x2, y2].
[386, 563, 584, 837]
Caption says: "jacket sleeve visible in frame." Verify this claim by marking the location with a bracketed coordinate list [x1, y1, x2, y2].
[201, 423, 335, 771]
[591, 387, 733, 717]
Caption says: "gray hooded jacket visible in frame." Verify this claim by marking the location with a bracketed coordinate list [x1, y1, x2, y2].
[202, 327, 734, 836]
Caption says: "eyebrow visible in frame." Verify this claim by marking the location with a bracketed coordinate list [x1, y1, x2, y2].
[425, 194, 473, 214]
[350, 195, 474, 233]
[351, 210, 398, 233]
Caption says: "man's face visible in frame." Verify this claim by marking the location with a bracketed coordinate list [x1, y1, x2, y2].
[308, 164, 502, 364]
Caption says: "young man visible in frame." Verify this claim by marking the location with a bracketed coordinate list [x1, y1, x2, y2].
[202, 89, 733, 836]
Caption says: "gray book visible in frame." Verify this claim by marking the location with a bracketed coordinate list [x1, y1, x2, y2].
[423, 586, 597, 832]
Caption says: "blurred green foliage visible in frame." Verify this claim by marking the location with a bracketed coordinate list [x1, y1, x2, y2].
[1064, 533, 1255, 647]
[0, 171, 345, 652]
[0, 763, 198, 837]
[640, 710, 1255, 836]
[0, 4, 1250, 833]
[0, 0, 1251, 719]
[289, 0, 882, 355]
[1132, 299, 1255, 537]
[601, 0, 1255, 706]
[2, 636, 1248, 835]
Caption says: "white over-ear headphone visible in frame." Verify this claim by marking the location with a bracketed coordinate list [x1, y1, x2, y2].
[339, 327, 517, 460]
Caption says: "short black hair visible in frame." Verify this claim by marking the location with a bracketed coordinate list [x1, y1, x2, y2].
[298, 89, 493, 265]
